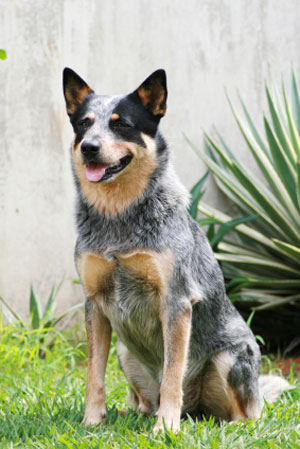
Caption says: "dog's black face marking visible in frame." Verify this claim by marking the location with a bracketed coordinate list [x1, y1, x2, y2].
[63, 68, 168, 184]
[78, 116, 94, 131]
[111, 70, 168, 139]
[111, 95, 159, 140]
[63, 68, 167, 142]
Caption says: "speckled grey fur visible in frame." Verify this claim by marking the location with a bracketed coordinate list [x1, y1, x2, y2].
[73, 128, 262, 418]
[65, 70, 288, 422]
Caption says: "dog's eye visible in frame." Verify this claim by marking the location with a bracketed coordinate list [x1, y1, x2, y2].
[78, 118, 91, 129]
[112, 119, 133, 129]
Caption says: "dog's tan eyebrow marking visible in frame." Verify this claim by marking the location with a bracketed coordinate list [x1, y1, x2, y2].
[88, 113, 95, 120]
[111, 113, 120, 121]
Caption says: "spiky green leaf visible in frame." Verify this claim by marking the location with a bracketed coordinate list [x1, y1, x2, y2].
[273, 239, 300, 262]
[41, 287, 56, 323]
[30, 284, 41, 329]
[188, 171, 209, 219]
[210, 215, 258, 250]
[264, 116, 298, 209]
[225, 96, 300, 218]
[265, 85, 297, 164]
[291, 70, 300, 135]
[282, 83, 300, 159]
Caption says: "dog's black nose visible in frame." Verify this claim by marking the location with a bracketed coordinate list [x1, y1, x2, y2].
[81, 141, 101, 159]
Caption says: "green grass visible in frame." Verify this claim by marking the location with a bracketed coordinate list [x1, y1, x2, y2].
[0, 320, 299, 449]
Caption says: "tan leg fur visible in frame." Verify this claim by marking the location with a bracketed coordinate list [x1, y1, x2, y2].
[83, 301, 112, 426]
[77, 253, 115, 426]
[200, 351, 248, 422]
[154, 302, 192, 434]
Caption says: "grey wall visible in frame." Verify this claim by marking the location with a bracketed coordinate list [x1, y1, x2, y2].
[1, 0, 300, 316]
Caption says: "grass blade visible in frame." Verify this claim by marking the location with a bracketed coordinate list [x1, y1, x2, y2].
[30, 284, 41, 329]
[41, 287, 56, 323]
[51, 303, 83, 327]
[0, 296, 25, 326]
[68, 278, 81, 285]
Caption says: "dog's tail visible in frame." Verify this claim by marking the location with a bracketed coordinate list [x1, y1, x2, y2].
[259, 375, 291, 403]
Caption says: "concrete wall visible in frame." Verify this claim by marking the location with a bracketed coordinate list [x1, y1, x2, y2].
[1, 0, 300, 316]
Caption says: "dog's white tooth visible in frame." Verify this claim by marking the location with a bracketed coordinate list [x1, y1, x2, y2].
[109, 159, 121, 168]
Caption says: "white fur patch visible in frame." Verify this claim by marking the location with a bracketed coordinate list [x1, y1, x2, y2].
[163, 163, 191, 208]
[259, 375, 291, 403]
[117, 341, 159, 413]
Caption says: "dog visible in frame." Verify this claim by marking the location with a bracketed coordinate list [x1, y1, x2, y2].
[62, 68, 289, 433]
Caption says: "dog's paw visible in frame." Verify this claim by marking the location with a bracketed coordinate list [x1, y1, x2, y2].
[153, 413, 181, 435]
[81, 407, 106, 427]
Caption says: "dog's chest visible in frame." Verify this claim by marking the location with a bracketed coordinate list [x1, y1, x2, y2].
[77, 250, 174, 360]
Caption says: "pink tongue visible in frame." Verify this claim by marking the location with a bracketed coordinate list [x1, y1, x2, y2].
[85, 162, 108, 182]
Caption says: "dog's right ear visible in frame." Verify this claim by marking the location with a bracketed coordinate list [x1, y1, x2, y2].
[63, 68, 94, 116]
[135, 69, 167, 118]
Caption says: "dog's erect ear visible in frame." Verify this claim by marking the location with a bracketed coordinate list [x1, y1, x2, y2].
[63, 68, 94, 116]
[136, 69, 167, 117]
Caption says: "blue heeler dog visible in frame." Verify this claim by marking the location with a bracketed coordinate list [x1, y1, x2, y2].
[63, 68, 289, 433]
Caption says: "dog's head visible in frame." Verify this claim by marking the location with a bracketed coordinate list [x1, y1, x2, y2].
[63, 68, 167, 214]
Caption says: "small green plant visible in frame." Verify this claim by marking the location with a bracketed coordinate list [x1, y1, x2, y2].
[187, 71, 300, 343]
[0, 282, 83, 356]
[0, 49, 7, 60]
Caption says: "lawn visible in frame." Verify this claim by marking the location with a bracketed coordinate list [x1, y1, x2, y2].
[0, 319, 299, 449]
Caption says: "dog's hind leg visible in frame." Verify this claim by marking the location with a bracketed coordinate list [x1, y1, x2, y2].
[117, 341, 159, 414]
[200, 347, 262, 422]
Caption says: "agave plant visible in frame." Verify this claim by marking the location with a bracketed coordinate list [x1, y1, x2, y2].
[0, 281, 83, 357]
[187, 72, 300, 344]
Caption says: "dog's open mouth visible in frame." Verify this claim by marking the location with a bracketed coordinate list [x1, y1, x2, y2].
[85, 155, 133, 182]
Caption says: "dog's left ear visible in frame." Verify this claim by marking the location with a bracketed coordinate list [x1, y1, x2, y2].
[136, 69, 167, 118]
[63, 68, 94, 116]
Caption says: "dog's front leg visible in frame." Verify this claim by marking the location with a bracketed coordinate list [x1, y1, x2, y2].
[82, 298, 112, 426]
[154, 299, 192, 434]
